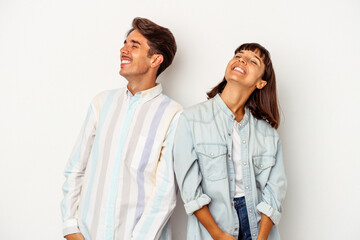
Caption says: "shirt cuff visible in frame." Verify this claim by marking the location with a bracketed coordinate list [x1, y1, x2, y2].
[256, 201, 281, 225]
[184, 194, 211, 216]
[63, 219, 81, 237]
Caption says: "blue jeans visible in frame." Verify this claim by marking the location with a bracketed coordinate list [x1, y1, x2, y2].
[234, 197, 252, 240]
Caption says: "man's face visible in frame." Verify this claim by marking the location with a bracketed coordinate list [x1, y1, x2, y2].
[119, 29, 152, 80]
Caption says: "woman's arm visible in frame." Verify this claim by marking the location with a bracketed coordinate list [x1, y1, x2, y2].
[194, 206, 237, 240]
[257, 213, 274, 240]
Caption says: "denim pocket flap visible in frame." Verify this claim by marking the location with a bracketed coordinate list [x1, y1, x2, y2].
[253, 155, 275, 170]
[196, 144, 227, 181]
[197, 144, 227, 158]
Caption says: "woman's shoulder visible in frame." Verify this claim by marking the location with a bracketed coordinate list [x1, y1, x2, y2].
[249, 113, 279, 138]
[181, 99, 215, 120]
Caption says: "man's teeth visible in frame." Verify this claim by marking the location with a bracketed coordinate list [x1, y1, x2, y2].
[234, 67, 244, 73]
[121, 59, 131, 64]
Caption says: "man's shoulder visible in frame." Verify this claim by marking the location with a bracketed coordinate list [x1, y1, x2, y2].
[89, 88, 125, 113]
[160, 93, 183, 113]
[92, 88, 124, 102]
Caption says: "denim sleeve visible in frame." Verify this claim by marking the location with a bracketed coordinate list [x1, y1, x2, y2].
[256, 139, 287, 225]
[173, 113, 211, 216]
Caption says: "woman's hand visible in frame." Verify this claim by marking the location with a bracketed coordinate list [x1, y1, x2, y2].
[213, 231, 237, 240]
[65, 233, 85, 240]
[194, 206, 237, 240]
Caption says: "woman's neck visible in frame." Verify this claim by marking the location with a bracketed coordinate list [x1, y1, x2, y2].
[220, 84, 252, 122]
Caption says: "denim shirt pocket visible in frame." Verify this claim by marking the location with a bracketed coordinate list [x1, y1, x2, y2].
[253, 155, 275, 189]
[196, 144, 227, 181]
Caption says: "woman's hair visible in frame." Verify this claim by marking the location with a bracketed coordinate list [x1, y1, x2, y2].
[207, 43, 280, 129]
[128, 17, 177, 77]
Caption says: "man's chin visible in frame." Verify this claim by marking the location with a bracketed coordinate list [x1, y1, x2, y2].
[119, 70, 127, 77]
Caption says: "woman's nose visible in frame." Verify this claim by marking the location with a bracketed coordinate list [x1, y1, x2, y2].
[239, 57, 246, 65]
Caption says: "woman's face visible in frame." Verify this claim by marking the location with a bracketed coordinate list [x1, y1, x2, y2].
[225, 49, 267, 90]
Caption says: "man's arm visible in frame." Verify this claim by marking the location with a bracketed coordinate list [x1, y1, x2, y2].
[64, 233, 85, 240]
[61, 104, 97, 237]
[131, 111, 181, 240]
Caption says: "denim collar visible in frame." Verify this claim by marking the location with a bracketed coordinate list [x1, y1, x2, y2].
[214, 94, 250, 127]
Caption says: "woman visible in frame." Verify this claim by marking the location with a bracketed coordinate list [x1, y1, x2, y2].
[173, 43, 287, 240]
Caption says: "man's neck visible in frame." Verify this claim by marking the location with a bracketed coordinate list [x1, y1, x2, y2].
[126, 77, 156, 96]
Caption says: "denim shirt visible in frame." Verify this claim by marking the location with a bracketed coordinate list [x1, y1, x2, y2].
[173, 95, 287, 240]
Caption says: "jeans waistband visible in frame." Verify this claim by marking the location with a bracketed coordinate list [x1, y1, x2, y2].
[233, 196, 246, 207]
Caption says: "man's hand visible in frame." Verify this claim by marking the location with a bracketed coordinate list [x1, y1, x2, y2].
[65, 233, 85, 240]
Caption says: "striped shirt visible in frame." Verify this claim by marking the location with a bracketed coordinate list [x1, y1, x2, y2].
[61, 84, 182, 240]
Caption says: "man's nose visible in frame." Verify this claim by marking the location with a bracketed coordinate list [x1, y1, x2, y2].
[120, 45, 129, 54]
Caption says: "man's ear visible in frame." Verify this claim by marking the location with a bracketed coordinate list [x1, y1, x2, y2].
[256, 80, 267, 90]
[151, 54, 164, 68]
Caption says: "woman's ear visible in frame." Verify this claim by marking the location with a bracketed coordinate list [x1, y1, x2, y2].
[151, 54, 164, 68]
[256, 80, 267, 90]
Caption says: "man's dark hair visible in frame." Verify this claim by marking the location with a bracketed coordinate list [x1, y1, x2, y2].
[128, 17, 177, 77]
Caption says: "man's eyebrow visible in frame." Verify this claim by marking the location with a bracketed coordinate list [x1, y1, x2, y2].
[123, 40, 141, 45]
[131, 40, 141, 45]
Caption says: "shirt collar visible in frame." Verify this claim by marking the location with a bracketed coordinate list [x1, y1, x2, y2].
[126, 83, 163, 102]
[214, 94, 250, 126]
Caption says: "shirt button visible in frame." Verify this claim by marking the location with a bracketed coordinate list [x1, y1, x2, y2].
[239, 123, 242, 126]
[242, 140, 246, 144]
[243, 162, 247, 165]
[228, 133, 231, 136]
[210, 152, 214, 156]
[249, 209, 253, 213]
[235, 228, 238, 231]
[245, 186, 249, 189]
[253, 233, 256, 236]
[230, 178, 233, 181]
[228, 154, 231, 158]
[260, 164, 263, 168]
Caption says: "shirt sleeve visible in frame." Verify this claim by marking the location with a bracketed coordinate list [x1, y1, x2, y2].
[256, 139, 287, 225]
[61, 104, 97, 236]
[131, 111, 182, 240]
[173, 113, 211, 216]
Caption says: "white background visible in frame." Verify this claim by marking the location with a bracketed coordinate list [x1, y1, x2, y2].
[1, 0, 359, 239]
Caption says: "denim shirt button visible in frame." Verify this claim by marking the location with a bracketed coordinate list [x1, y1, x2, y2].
[242, 140, 246, 144]
[228, 154, 231, 158]
[230, 178, 233, 181]
[245, 186, 249, 189]
[243, 162, 247, 165]
[228, 133, 231, 136]
[210, 152, 214, 156]
[235, 228, 238, 231]
[249, 209, 253, 213]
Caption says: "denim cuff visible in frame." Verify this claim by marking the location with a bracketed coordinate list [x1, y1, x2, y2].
[63, 219, 81, 237]
[184, 194, 211, 216]
[256, 201, 281, 225]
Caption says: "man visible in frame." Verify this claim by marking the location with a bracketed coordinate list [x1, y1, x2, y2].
[61, 17, 182, 240]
